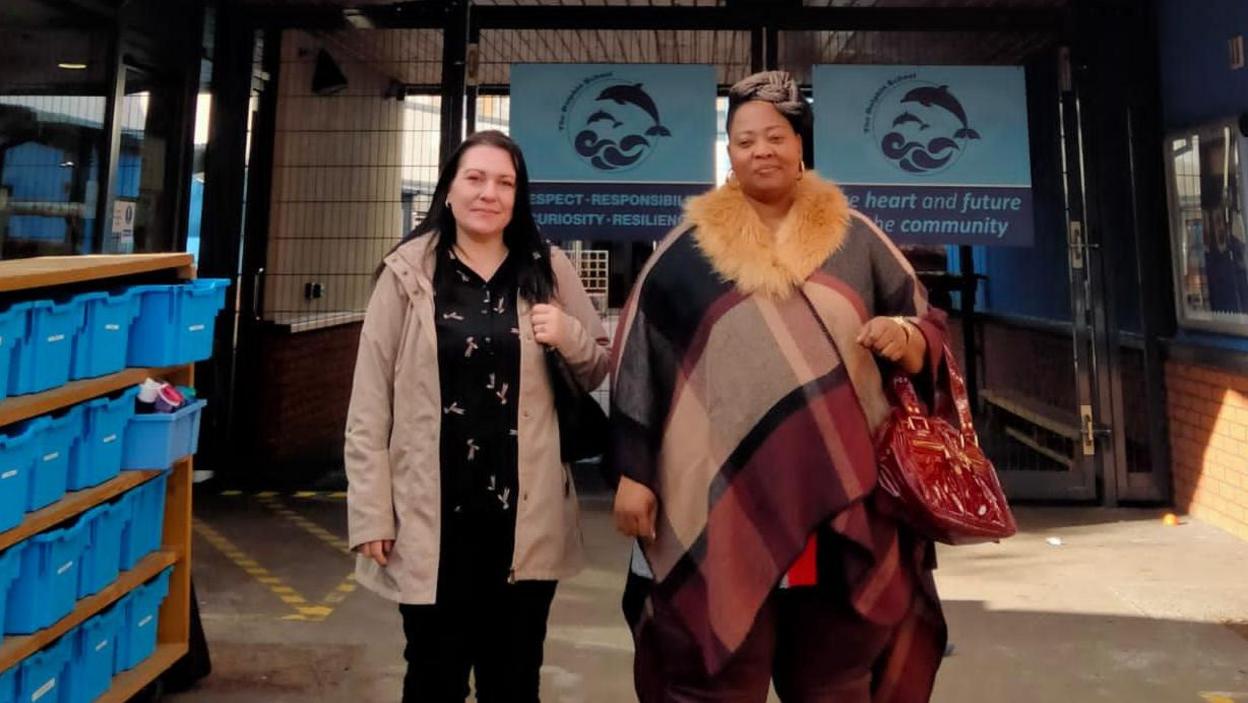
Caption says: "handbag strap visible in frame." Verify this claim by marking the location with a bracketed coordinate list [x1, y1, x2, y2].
[795, 287, 977, 446]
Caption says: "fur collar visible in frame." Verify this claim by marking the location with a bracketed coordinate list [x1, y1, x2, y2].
[685, 172, 850, 298]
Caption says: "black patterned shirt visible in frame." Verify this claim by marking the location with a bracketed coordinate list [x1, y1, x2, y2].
[433, 247, 521, 583]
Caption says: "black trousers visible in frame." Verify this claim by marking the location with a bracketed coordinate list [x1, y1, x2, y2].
[399, 579, 558, 703]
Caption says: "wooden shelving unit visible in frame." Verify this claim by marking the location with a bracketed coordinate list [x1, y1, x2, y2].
[0, 551, 179, 671]
[0, 254, 194, 294]
[0, 254, 197, 696]
[98, 644, 188, 703]
[0, 470, 162, 553]
[0, 366, 187, 429]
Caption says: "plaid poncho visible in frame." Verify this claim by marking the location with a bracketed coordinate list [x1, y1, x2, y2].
[610, 174, 947, 701]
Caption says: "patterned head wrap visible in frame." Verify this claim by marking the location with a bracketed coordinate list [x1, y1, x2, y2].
[726, 70, 812, 138]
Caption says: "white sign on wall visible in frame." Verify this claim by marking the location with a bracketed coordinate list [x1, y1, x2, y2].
[112, 200, 136, 236]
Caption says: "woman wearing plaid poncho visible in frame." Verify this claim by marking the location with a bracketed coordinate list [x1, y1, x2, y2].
[610, 71, 948, 702]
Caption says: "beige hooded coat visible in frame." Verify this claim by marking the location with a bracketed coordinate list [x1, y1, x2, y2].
[345, 234, 609, 604]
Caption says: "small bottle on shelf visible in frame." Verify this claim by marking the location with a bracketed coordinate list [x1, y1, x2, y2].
[135, 378, 163, 414]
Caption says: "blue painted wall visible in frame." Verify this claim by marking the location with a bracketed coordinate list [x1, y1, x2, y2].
[1157, 0, 1248, 129]
[947, 58, 1074, 325]
[2, 143, 139, 252]
[4, 143, 72, 241]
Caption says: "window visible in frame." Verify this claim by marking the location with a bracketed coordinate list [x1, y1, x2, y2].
[1165, 119, 1248, 335]
[0, 28, 111, 258]
[110, 65, 184, 255]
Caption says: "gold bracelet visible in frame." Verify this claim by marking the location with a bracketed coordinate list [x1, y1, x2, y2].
[891, 316, 913, 344]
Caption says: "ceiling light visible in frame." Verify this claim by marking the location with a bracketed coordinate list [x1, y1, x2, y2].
[343, 9, 375, 29]
[58, 62, 88, 70]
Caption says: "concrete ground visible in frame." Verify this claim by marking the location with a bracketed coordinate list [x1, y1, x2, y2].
[168, 491, 1248, 703]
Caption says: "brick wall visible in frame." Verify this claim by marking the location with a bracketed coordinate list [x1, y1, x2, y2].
[1166, 360, 1248, 541]
[248, 322, 361, 485]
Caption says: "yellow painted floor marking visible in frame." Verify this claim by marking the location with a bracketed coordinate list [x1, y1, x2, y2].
[194, 518, 325, 621]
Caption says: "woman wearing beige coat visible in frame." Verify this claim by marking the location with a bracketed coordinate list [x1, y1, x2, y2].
[344, 130, 609, 703]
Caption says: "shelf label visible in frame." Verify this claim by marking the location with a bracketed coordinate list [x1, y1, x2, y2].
[1, 470, 16, 480]
[47, 334, 65, 343]
[105, 324, 121, 332]
[188, 324, 205, 332]
[138, 615, 154, 628]
[56, 560, 74, 576]
[103, 434, 118, 444]
[43, 452, 60, 462]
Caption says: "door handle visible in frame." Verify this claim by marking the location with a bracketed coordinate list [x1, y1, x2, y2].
[252, 267, 265, 322]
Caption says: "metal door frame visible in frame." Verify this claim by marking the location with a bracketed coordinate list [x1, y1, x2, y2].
[208, 1, 1173, 504]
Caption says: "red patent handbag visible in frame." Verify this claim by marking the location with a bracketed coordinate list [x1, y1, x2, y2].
[874, 344, 1017, 545]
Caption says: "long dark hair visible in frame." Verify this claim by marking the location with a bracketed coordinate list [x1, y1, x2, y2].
[381, 130, 556, 303]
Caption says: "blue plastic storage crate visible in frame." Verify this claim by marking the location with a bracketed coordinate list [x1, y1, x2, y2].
[64, 605, 123, 703]
[0, 543, 24, 647]
[121, 398, 205, 471]
[18, 635, 70, 703]
[8, 299, 85, 396]
[27, 406, 83, 512]
[77, 499, 127, 598]
[69, 388, 138, 491]
[119, 475, 164, 571]
[0, 423, 39, 532]
[115, 567, 171, 673]
[6, 519, 91, 635]
[70, 291, 141, 381]
[0, 664, 14, 703]
[126, 279, 229, 367]
[0, 302, 32, 403]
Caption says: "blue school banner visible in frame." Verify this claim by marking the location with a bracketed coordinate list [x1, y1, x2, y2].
[813, 65, 1034, 247]
[510, 63, 717, 241]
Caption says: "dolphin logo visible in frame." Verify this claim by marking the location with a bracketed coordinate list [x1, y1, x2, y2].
[596, 83, 671, 138]
[892, 111, 930, 131]
[901, 85, 981, 140]
[587, 110, 622, 129]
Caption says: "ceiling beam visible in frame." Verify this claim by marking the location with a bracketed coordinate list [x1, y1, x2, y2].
[238, 3, 1065, 36]
[241, 1, 452, 30]
[482, 6, 1064, 33]
[38, 0, 123, 18]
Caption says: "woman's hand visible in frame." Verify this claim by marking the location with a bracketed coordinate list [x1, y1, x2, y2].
[858, 316, 926, 374]
[532, 303, 572, 349]
[359, 540, 394, 567]
[614, 476, 657, 540]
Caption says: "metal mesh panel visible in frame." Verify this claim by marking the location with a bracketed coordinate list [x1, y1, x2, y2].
[477, 29, 753, 87]
[0, 28, 112, 258]
[779, 30, 1056, 83]
[262, 28, 442, 332]
[1119, 343, 1154, 474]
[475, 94, 510, 133]
[566, 246, 610, 313]
[800, 0, 1069, 6]
[473, 0, 727, 6]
